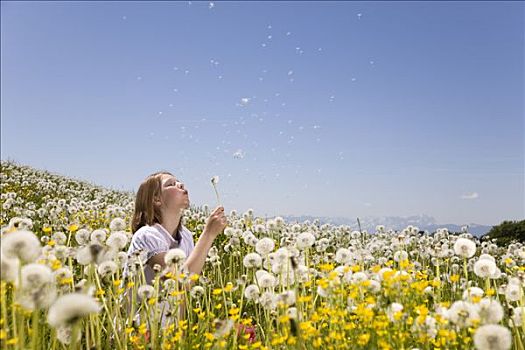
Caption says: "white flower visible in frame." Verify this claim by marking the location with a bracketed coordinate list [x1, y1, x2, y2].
[454, 238, 476, 258]
[278, 290, 296, 306]
[394, 250, 409, 262]
[137, 285, 155, 300]
[109, 218, 127, 232]
[190, 285, 205, 298]
[1, 253, 19, 282]
[259, 291, 277, 310]
[295, 232, 315, 250]
[256, 270, 276, 288]
[478, 253, 495, 262]
[164, 248, 187, 266]
[447, 301, 479, 328]
[287, 307, 298, 319]
[47, 293, 101, 328]
[510, 306, 523, 326]
[474, 259, 497, 278]
[106, 231, 129, 250]
[75, 229, 90, 245]
[255, 237, 275, 255]
[51, 232, 67, 245]
[477, 298, 504, 324]
[243, 252, 262, 268]
[97, 261, 118, 278]
[244, 284, 260, 300]
[1, 230, 41, 262]
[387, 302, 404, 322]
[505, 282, 522, 302]
[473, 324, 512, 350]
[335, 248, 352, 264]
[56, 325, 81, 345]
[17, 263, 54, 290]
[90, 229, 107, 244]
[463, 287, 485, 300]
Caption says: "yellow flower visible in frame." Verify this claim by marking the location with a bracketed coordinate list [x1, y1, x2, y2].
[223, 282, 234, 292]
[69, 224, 79, 232]
[43, 227, 52, 234]
[47, 240, 56, 247]
[357, 333, 370, 346]
[450, 274, 460, 283]
[204, 332, 215, 341]
[213, 288, 223, 295]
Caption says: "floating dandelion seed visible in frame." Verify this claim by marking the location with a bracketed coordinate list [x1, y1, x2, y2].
[208, 2, 214, 9]
[357, 13, 362, 19]
[267, 35, 272, 40]
[240, 97, 250, 106]
[286, 31, 291, 36]
[233, 149, 245, 159]
[261, 43, 267, 47]
[211, 176, 221, 206]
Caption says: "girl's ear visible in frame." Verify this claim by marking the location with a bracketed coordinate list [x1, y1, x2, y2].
[153, 196, 162, 207]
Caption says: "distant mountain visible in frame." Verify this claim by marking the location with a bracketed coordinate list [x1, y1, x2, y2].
[280, 214, 493, 237]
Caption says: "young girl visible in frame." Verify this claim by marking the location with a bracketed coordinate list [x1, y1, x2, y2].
[127, 171, 227, 285]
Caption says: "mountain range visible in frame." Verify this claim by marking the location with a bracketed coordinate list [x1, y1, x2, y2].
[281, 214, 493, 237]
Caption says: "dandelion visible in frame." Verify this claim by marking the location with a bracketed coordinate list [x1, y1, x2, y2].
[51, 231, 67, 245]
[214, 319, 234, 338]
[1, 253, 19, 282]
[454, 238, 476, 258]
[90, 229, 107, 244]
[244, 284, 260, 300]
[190, 285, 205, 298]
[505, 282, 522, 302]
[256, 237, 275, 255]
[75, 229, 90, 245]
[259, 291, 277, 310]
[393, 250, 408, 262]
[56, 325, 81, 345]
[473, 324, 512, 350]
[164, 248, 187, 266]
[256, 270, 276, 288]
[137, 285, 155, 300]
[474, 259, 497, 278]
[17, 263, 54, 290]
[335, 248, 352, 264]
[295, 232, 315, 250]
[243, 252, 262, 268]
[109, 218, 126, 232]
[278, 290, 296, 306]
[463, 287, 485, 300]
[447, 300, 479, 327]
[47, 293, 101, 328]
[477, 298, 504, 324]
[97, 261, 118, 278]
[211, 176, 221, 206]
[106, 231, 129, 250]
[1, 230, 41, 262]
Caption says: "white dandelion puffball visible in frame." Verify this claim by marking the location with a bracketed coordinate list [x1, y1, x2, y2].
[90, 229, 107, 244]
[256, 237, 275, 255]
[190, 285, 205, 298]
[75, 229, 90, 245]
[447, 301, 479, 327]
[17, 263, 54, 290]
[1, 254, 19, 282]
[335, 248, 352, 264]
[463, 287, 485, 300]
[295, 232, 315, 250]
[454, 238, 476, 258]
[211, 176, 219, 185]
[1, 230, 41, 262]
[473, 324, 512, 350]
[505, 282, 522, 302]
[393, 250, 409, 262]
[477, 298, 504, 324]
[109, 218, 127, 232]
[243, 252, 262, 268]
[137, 285, 155, 300]
[474, 259, 497, 278]
[97, 261, 118, 278]
[47, 293, 101, 328]
[244, 284, 260, 300]
[164, 248, 187, 266]
[256, 271, 276, 288]
[106, 231, 129, 250]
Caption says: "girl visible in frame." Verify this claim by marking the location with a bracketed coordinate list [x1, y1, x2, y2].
[127, 171, 227, 284]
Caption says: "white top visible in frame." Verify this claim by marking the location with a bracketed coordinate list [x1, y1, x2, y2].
[127, 223, 195, 284]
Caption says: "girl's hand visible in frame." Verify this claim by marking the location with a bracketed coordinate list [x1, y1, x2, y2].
[204, 206, 227, 238]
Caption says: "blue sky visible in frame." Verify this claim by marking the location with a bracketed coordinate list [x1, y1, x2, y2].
[1, 1, 523, 225]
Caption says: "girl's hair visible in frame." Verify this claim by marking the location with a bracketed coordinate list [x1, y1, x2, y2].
[131, 171, 180, 233]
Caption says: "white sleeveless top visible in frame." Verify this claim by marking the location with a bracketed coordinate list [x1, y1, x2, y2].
[127, 223, 195, 284]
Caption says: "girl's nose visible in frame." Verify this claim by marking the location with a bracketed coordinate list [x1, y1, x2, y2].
[177, 182, 185, 189]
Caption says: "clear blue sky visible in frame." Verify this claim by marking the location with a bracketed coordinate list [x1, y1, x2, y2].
[1, 1, 523, 225]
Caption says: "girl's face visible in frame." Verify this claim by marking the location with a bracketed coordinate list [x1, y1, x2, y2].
[159, 174, 190, 213]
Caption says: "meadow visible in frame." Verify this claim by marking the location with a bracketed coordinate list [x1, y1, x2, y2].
[0, 161, 524, 350]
